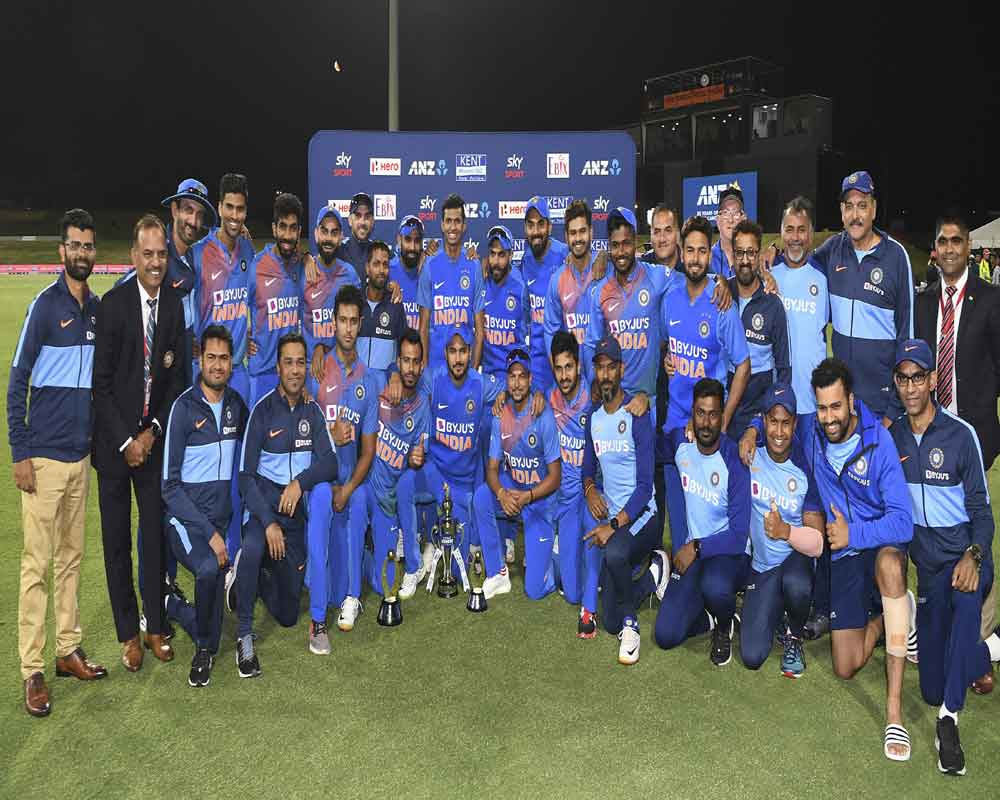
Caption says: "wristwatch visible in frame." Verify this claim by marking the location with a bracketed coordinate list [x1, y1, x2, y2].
[150, 419, 163, 439]
[967, 544, 983, 569]
[609, 517, 620, 532]
[692, 539, 702, 560]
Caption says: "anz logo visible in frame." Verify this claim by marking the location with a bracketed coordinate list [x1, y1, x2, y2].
[408, 159, 447, 176]
[464, 202, 492, 220]
[581, 159, 622, 176]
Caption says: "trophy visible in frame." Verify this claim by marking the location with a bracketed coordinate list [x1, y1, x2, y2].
[376, 550, 403, 626]
[467, 550, 487, 612]
[425, 482, 468, 598]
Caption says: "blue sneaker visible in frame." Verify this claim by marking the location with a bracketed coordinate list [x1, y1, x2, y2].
[781, 634, 805, 678]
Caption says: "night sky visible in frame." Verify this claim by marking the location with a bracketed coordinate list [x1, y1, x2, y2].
[3, 1, 995, 232]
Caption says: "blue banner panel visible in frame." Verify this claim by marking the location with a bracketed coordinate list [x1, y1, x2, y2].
[682, 171, 758, 226]
[308, 130, 636, 262]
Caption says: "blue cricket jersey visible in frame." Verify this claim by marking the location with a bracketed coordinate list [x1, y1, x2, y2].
[368, 375, 431, 516]
[313, 350, 380, 484]
[710, 242, 735, 280]
[482, 268, 528, 380]
[544, 255, 597, 385]
[301, 255, 361, 361]
[417, 250, 485, 369]
[488, 400, 560, 507]
[521, 238, 569, 391]
[549, 381, 591, 501]
[771, 258, 829, 415]
[388, 255, 421, 330]
[247, 244, 303, 377]
[190, 229, 254, 365]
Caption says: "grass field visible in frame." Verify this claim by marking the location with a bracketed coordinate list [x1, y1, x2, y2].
[1, 274, 995, 800]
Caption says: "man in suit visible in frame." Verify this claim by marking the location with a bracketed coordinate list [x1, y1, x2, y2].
[93, 214, 186, 672]
[914, 212, 1000, 691]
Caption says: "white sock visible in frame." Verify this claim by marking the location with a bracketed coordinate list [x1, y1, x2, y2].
[985, 632, 1000, 662]
[938, 704, 958, 724]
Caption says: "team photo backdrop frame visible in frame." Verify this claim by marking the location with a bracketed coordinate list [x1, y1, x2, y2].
[308, 130, 636, 262]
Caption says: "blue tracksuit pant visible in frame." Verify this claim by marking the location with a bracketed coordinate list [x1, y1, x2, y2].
[740, 550, 813, 669]
[655, 552, 750, 649]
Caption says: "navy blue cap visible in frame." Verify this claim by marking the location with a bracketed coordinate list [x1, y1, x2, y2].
[315, 205, 344, 231]
[718, 184, 744, 209]
[487, 224, 513, 252]
[592, 336, 622, 364]
[608, 206, 637, 231]
[398, 214, 423, 236]
[895, 338, 934, 371]
[525, 195, 550, 221]
[506, 348, 531, 372]
[350, 192, 374, 213]
[841, 170, 875, 198]
[161, 178, 217, 226]
[762, 382, 797, 416]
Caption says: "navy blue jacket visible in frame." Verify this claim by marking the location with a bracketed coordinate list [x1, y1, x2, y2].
[357, 286, 407, 377]
[337, 237, 372, 274]
[162, 383, 248, 543]
[890, 406, 994, 574]
[239, 389, 338, 528]
[7, 274, 99, 463]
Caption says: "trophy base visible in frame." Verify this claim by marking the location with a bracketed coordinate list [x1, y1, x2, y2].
[437, 578, 459, 599]
[376, 597, 403, 626]
[467, 588, 487, 612]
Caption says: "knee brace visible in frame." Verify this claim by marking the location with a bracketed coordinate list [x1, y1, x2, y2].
[882, 594, 910, 658]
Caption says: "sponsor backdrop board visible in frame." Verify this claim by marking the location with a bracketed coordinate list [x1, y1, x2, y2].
[308, 130, 636, 262]
[682, 171, 758, 226]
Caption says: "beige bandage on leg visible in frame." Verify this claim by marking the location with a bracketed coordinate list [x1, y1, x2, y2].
[882, 594, 910, 658]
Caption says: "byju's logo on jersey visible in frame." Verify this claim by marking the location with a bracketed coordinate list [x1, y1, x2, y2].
[499, 200, 527, 220]
[546, 153, 570, 179]
[369, 157, 401, 176]
[504, 154, 525, 179]
[455, 153, 487, 182]
[374, 194, 397, 221]
[580, 158, 622, 176]
[333, 152, 352, 177]
[419, 194, 438, 222]
[464, 202, 492, 220]
[407, 159, 447, 176]
[546, 195, 574, 223]
[591, 195, 610, 222]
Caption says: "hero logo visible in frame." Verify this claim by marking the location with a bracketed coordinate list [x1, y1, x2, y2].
[592, 195, 610, 222]
[504, 154, 525, 179]
[408, 159, 446, 176]
[327, 199, 352, 216]
[419, 194, 438, 222]
[546, 196, 573, 223]
[369, 157, 401, 176]
[697, 183, 733, 207]
[455, 153, 487, 182]
[499, 200, 527, 220]
[374, 194, 397, 221]
[546, 153, 570, 179]
[580, 158, 622, 176]
[464, 202, 492, 220]
[333, 152, 352, 177]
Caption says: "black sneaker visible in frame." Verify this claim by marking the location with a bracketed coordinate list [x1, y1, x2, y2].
[188, 648, 213, 688]
[711, 617, 734, 666]
[236, 633, 261, 678]
[935, 717, 966, 776]
[803, 611, 830, 641]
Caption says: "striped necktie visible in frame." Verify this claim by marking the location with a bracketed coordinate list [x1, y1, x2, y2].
[937, 285, 956, 409]
[143, 297, 157, 418]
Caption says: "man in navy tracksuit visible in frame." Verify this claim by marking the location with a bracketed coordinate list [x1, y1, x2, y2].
[232, 332, 337, 678]
[890, 339, 995, 775]
[337, 192, 375, 273]
[162, 325, 248, 687]
[355, 241, 407, 378]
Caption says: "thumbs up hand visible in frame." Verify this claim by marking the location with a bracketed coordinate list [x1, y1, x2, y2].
[764, 499, 790, 541]
[826, 503, 850, 551]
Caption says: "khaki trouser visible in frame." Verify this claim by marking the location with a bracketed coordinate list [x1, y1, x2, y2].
[983, 578, 997, 640]
[18, 456, 90, 679]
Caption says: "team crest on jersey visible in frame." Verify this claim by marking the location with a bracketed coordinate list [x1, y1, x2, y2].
[710, 471, 720, 486]
[929, 447, 944, 469]
[698, 320, 710, 338]
[618, 420, 627, 434]
[405, 416, 414, 431]
[163, 350, 174, 368]
[460, 274, 471, 290]
[90, 315, 96, 324]
[809, 284, 818, 296]
[637, 288, 650, 307]
[506, 295, 516, 311]
[579, 414, 587, 428]
[869, 267, 883, 285]
[853, 456, 868, 476]
[298, 418, 310, 436]
[356, 384, 366, 400]
[751, 313, 764, 331]
[379, 311, 390, 327]
[528, 433, 537, 448]
[240, 259, 247, 272]
[466, 398, 476, 414]
[226, 406, 233, 422]
[787, 477, 797, 493]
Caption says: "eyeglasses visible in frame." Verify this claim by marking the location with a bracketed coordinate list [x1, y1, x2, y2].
[734, 248, 759, 260]
[893, 370, 929, 388]
[64, 241, 96, 253]
[718, 209, 745, 220]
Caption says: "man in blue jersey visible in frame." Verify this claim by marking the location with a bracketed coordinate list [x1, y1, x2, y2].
[582, 337, 668, 666]
[390, 215, 426, 331]
[711, 185, 745, 280]
[308, 285, 379, 635]
[355, 241, 407, 378]
[728, 220, 791, 436]
[521, 196, 569, 393]
[163, 326, 248, 686]
[475, 349, 562, 600]
[10, 209, 106, 716]
[739, 358, 914, 760]
[481, 224, 528, 382]
[890, 339, 996, 775]
[654, 378, 750, 667]
[548, 332, 602, 637]
[232, 333, 337, 678]
[247, 193, 304, 406]
[418, 194, 486, 372]
[739, 384, 824, 677]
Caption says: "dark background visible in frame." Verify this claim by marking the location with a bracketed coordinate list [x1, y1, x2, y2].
[2, 1, 995, 233]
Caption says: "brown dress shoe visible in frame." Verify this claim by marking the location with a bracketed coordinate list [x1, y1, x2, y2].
[971, 665, 995, 695]
[24, 672, 51, 717]
[121, 636, 143, 672]
[55, 647, 108, 680]
[143, 633, 174, 662]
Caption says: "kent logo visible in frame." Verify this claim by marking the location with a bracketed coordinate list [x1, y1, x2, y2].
[333, 151, 352, 177]
[580, 159, 621, 176]
[697, 183, 732, 207]
[419, 194, 437, 222]
[504, 154, 525, 179]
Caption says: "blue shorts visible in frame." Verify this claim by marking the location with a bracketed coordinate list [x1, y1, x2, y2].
[830, 545, 907, 631]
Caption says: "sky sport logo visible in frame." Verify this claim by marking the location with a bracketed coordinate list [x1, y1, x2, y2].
[419, 194, 438, 222]
[455, 153, 487, 182]
[333, 151, 352, 176]
[369, 157, 401, 176]
[546, 153, 570, 179]
[374, 194, 397, 221]
[592, 195, 610, 222]
[408, 159, 447, 176]
[580, 159, 621, 176]
[505, 154, 525, 179]
[499, 200, 527, 219]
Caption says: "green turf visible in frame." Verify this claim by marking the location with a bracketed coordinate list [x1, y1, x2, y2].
[0, 275, 995, 800]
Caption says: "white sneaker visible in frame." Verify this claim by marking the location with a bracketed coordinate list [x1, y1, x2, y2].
[618, 620, 640, 665]
[399, 566, 427, 599]
[906, 589, 919, 664]
[505, 539, 515, 564]
[483, 567, 512, 599]
[652, 549, 671, 601]
[337, 596, 362, 631]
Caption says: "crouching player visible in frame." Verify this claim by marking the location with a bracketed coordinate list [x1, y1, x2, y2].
[231, 333, 337, 677]
[891, 340, 995, 775]
[163, 326, 248, 686]
[739, 383, 824, 677]
[475, 349, 561, 600]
